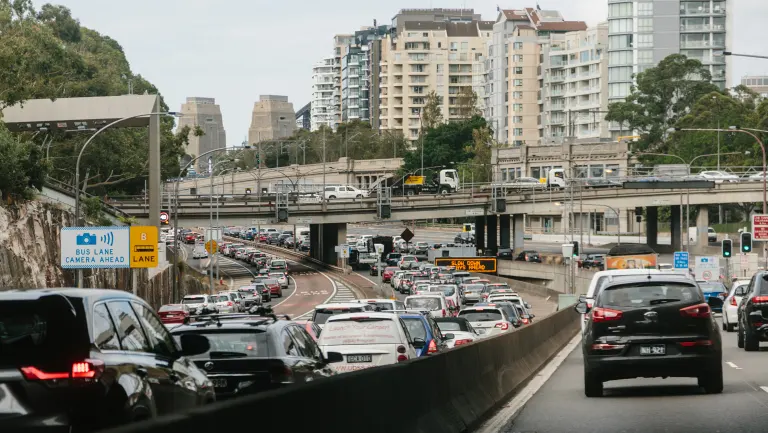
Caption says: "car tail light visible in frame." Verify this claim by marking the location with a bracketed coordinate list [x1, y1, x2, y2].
[227, 301, 233, 306]
[397, 345, 407, 354]
[397, 354, 408, 362]
[730, 297, 738, 306]
[442, 309, 446, 317]
[680, 303, 711, 318]
[678, 340, 713, 347]
[269, 364, 294, 384]
[592, 307, 623, 322]
[494, 322, 510, 331]
[752, 296, 768, 305]
[21, 359, 105, 381]
[427, 340, 438, 354]
[591, 343, 626, 351]
[454, 339, 473, 346]
[521, 317, 530, 325]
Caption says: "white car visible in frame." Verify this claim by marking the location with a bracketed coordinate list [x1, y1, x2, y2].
[192, 247, 208, 259]
[180, 294, 216, 315]
[354, 299, 406, 311]
[212, 294, 236, 313]
[391, 271, 406, 288]
[318, 312, 417, 373]
[698, 170, 740, 183]
[434, 317, 481, 348]
[269, 272, 289, 289]
[458, 305, 514, 337]
[399, 255, 418, 270]
[218, 291, 243, 312]
[311, 303, 376, 329]
[747, 171, 767, 182]
[323, 185, 370, 200]
[723, 279, 751, 332]
[427, 285, 460, 312]
[404, 294, 450, 319]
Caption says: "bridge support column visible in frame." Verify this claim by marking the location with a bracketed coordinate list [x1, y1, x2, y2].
[671, 206, 682, 251]
[475, 216, 485, 255]
[513, 214, 525, 253]
[320, 223, 346, 266]
[499, 214, 510, 248]
[309, 224, 321, 261]
[487, 215, 498, 256]
[646, 206, 658, 248]
[694, 205, 709, 254]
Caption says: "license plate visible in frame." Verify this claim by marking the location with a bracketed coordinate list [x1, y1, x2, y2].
[476, 329, 486, 334]
[347, 354, 373, 363]
[211, 378, 228, 388]
[639, 345, 665, 356]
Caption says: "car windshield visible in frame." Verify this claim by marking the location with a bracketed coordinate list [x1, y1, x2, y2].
[405, 297, 441, 310]
[598, 283, 703, 308]
[402, 317, 427, 340]
[459, 310, 503, 322]
[312, 308, 365, 325]
[172, 331, 268, 358]
[389, 254, 402, 259]
[182, 296, 206, 304]
[319, 317, 400, 345]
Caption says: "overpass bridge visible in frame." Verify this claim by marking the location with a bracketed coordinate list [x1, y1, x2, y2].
[111, 181, 765, 265]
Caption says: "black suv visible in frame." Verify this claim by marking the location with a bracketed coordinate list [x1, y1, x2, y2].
[575, 274, 722, 397]
[737, 271, 768, 351]
[169, 313, 343, 400]
[0, 289, 214, 432]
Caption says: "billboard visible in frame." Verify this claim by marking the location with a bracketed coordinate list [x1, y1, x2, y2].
[605, 254, 658, 270]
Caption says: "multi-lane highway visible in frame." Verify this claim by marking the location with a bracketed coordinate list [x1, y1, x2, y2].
[478, 318, 768, 433]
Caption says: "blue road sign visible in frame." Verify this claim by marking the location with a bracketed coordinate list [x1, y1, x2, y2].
[61, 227, 130, 269]
[674, 251, 689, 269]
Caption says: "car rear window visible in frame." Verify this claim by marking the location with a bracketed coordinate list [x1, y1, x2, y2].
[405, 297, 441, 310]
[429, 286, 455, 296]
[698, 282, 727, 293]
[158, 305, 184, 313]
[319, 317, 401, 345]
[598, 283, 703, 308]
[313, 307, 365, 325]
[215, 296, 229, 302]
[435, 320, 469, 332]
[182, 296, 205, 304]
[402, 318, 427, 340]
[271, 261, 286, 267]
[269, 273, 284, 278]
[367, 302, 394, 311]
[463, 284, 484, 292]
[0, 298, 88, 367]
[172, 331, 269, 358]
[459, 309, 503, 322]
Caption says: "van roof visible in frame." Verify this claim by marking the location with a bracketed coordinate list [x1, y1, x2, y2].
[326, 312, 395, 321]
[314, 303, 368, 309]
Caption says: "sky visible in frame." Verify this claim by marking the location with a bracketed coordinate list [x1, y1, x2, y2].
[33, 0, 768, 143]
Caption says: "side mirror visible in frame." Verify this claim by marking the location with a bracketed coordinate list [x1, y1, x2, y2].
[412, 338, 426, 350]
[325, 351, 344, 363]
[178, 334, 210, 357]
[574, 302, 589, 315]
[524, 302, 532, 309]
[736, 288, 747, 297]
[443, 333, 455, 340]
[578, 295, 587, 304]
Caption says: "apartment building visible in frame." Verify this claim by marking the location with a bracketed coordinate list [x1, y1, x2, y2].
[333, 35, 354, 129]
[742, 76, 768, 97]
[176, 97, 227, 172]
[341, 45, 369, 123]
[310, 56, 338, 131]
[378, 17, 492, 141]
[540, 22, 610, 143]
[295, 102, 311, 130]
[607, 0, 731, 138]
[248, 95, 296, 144]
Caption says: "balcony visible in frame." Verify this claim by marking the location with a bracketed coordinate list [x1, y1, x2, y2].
[681, 6, 711, 15]
[681, 24, 711, 32]
[680, 40, 711, 49]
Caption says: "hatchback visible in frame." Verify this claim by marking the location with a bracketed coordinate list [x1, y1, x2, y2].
[576, 274, 722, 397]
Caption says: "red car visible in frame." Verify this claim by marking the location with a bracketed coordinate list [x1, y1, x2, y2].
[157, 304, 189, 324]
[382, 266, 399, 283]
[264, 279, 282, 297]
[184, 233, 196, 244]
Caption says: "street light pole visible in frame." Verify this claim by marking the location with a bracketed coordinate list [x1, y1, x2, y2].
[73, 111, 179, 288]
[209, 159, 235, 294]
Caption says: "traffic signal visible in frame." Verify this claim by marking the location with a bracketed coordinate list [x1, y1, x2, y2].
[494, 198, 507, 213]
[722, 239, 732, 258]
[277, 208, 288, 222]
[256, 153, 261, 167]
[378, 204, 391, 219]
[572, 241, 579, 257]
[741, 232, 753, 253]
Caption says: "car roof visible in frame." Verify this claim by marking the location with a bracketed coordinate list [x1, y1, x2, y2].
[326, 312, 397, 321]
[0, 288, 138, 302]
[315, 302, 369, 309]
[356, 298, 396, 303]
[602, 273, 697, 288]
[462, 305, 503, 311]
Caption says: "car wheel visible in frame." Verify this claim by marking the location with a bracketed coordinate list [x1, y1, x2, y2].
[726, 320, 736, 332]
[722, 319, 727, 331]
[356, 194, 362, 198]
[698, 367, 724, 394]
[328, 195, 336, 199]
[584, 369, 603, 397]
[745, 325, 760, 351]
[737, 322, 745, 348]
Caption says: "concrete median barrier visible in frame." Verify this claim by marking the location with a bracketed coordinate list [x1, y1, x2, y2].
[103, 306, 580, 433]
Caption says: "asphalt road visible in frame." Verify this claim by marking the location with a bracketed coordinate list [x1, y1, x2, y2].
[180, 241, 336, 319]
[497, 319, 768, 433]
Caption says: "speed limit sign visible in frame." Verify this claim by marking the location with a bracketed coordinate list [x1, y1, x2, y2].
[160, 211, 169, 225]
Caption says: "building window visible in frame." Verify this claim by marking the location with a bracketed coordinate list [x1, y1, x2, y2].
[609, 83, 630, 98]
[513, 140, 524, 146]
[423, 32, 428, 37]
[609, 18, 632, 33]
[513, 42, 523, 50]
[637, 34, 653, 48]
[461, 42, 469, 51]
[513, 91, 523, 99]
[637, 18, 653, 32]
[531, 167, 541, 179]
[608, 2, 632, 17]
[512, 54, 523, 62]
[513, 115, 523, 123]
[501, 168, 508, 181]
[637, 2, 653, 16]
[609, 35, 633, 50]
[608, 66, 633, 81]
[637, 50, 653, 64]
[514, 79, 523, 87]
[450, 42, 458, 51]
[513, 128, 523, 136]
[580, 51, 590, 63]
[608, 50, 632, 66]
[513, 103, 523, 112]
[514, 66, 523, 74]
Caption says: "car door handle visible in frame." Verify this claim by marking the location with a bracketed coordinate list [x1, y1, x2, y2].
[136, 367, 148, 377]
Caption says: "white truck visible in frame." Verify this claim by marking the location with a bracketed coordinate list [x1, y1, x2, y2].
[545, 168, 568, 189]
[370, 169, 461, 196]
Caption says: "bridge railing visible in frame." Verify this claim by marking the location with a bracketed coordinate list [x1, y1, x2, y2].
[44, 177, 132, 220]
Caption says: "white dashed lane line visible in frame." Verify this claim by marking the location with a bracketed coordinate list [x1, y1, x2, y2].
[726, 361, 742, 370]
[761, 386, 768, 394]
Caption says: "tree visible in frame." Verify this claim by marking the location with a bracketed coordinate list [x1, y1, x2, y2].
[0, 123, 49, 202]
[456, 87, 480, 120]
[421, 91, 443, 130]
[605, 54, 719, 152]
[468, 124, 493, 183]
[401, 115, 487, 174]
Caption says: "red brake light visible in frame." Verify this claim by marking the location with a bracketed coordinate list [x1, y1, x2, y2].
[591, 343, 626, 351]
[397, 354, 408, 362]
[592, 307, 623, 322]
[679, 303, 711, 318]
[752, 296, 768, 304]
[678, 340, 713, 347]
[442, 309, 446, 317]
[427, 340, 438, 354]
[21, 366, 68, 380]
[227, 301, 233, 306]
[22, 359, 104, 381]
[494, 322, 510, 330]
[454, 339, 473, 346]
[521, 317, 530, 325]
[730, 297, 737, 306]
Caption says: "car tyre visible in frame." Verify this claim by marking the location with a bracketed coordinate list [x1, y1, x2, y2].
[726, 321, 736, 332]
[698, 368, 724, 394]
[744, 325, 760, 351]
[737, 322, 745, 348]
[584, 369, 603, 397]
[722, 320, 727, 331]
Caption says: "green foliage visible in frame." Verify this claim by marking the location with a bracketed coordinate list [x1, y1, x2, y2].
[0, 124, 49, 202]
[421, 91, 443, 130]
[456, 88, 480, 120]
[401, 116, 488, 175]
[606, 54, 719, 152]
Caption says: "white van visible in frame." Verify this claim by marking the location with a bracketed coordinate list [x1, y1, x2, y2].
[404, 294, 450, 319]
[354, 299, 406, 311]
[311, 303, 376, 329]
[317, 312, 418, 373]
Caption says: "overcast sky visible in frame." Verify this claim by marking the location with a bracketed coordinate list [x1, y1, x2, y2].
[36, 0, 767, 143]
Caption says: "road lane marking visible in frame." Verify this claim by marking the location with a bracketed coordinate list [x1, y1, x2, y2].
[271, 275, 299, 309]
[727, 361, 742, 370]
[761, 386, 768, 394]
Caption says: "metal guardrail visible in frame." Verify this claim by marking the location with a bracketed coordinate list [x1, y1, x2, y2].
[43, 178, 131, 219]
